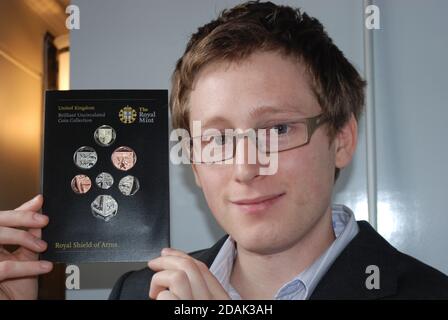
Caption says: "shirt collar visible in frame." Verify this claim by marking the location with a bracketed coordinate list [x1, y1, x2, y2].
[209, 204, 359, 300]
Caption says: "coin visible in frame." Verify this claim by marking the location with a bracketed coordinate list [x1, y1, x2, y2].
[71, 174, 92, 194]
[74, 146, 98, 169]
[94, 125, 116, 147]
[95, 172, 114, 189]
[91, 195, 118, 222]
[111, 146, 137, 171]
[118, 175, 140, 196]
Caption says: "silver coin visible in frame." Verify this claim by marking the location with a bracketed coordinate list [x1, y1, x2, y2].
[94, 125, 116, 147]
[91, 195, 118, 222]
[95, 172, 114, 189]
[118, 175, 140, 196]
[111, 146, 137, 171]
[74, 146, 98, 169]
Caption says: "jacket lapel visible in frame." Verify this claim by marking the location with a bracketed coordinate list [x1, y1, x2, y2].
[310, 221, 398, 299]
[192, 234, 229, 267]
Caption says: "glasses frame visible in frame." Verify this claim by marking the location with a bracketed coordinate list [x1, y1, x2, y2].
[188, 113, 327, 164]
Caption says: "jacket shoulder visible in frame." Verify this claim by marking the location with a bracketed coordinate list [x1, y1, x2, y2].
[392, 250, 448, 299]
[311, 221, 448, 299]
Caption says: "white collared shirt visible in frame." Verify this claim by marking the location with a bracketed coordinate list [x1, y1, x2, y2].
[209, 204, 359, 300]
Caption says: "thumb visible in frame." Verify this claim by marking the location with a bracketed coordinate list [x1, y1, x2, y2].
[15, 194, 44, 212]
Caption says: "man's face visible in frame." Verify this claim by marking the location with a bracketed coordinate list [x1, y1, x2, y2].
[188, 51, 354, 255]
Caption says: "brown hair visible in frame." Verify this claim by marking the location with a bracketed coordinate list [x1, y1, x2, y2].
[170, 1, 366, 178]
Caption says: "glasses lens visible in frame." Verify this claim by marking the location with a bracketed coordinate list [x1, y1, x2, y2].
[257, 122, 308, 153]
[192, 134, 234, 163]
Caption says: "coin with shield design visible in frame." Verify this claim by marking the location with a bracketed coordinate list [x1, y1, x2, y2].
[94, 125, 116, 147]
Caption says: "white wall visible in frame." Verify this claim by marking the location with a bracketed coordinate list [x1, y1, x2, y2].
[373, 0, 448, 273]
[69, 0, 448, 299]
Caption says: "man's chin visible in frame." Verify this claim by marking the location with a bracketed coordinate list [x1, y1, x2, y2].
[232, 229, 291, 256]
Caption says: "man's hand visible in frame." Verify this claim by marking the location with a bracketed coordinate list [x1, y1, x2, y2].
[0, 195, 53, 300]
[148, 248, 230, 300]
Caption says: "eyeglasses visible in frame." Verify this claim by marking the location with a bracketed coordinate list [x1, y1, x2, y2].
[188, 114, 327, 164]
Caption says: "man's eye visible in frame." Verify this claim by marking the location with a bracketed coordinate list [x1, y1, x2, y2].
[272, 124, 289, 135]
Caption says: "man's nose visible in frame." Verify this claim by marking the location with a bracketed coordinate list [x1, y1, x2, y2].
[233, 136, 261, 183]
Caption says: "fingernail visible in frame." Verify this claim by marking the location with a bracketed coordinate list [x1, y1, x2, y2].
[33, 213, 47, 222]
[36, 239, 47, 248]
[31, 195, 41, 202]
[40, 261, 52, 270]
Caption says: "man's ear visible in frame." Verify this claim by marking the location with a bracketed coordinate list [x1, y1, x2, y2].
[334, 114, 358, 170]
[191, 164, 202, 189]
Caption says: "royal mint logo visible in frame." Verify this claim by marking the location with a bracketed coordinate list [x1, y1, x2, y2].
[119, 106, 137, 124]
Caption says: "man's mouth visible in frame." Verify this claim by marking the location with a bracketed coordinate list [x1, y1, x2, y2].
[230, 193, 285, 213]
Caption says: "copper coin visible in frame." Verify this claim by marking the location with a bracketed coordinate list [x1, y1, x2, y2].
[111, 146, 137, 171]
[71, 174, 92, 194]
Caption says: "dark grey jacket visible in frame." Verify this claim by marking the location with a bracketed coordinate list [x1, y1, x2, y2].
[109, 221, 448, 300]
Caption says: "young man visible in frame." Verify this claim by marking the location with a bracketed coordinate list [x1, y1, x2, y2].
[108, 1, 448, 299]
[0, 1, 447, 300]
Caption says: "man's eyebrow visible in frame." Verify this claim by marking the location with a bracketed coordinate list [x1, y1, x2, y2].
[248, 105, 304, 118]
[199, 105, 304, 128]
[200, 116, 233, 129]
